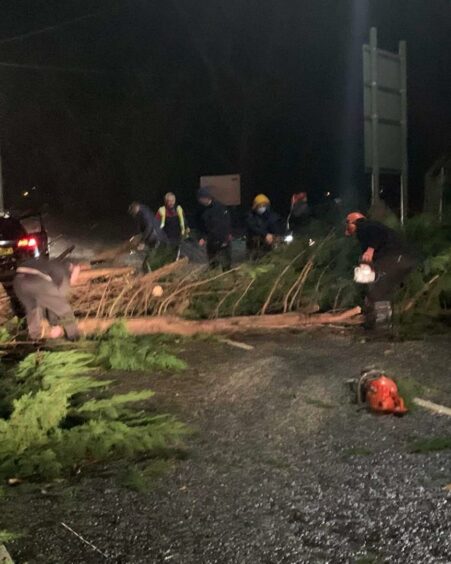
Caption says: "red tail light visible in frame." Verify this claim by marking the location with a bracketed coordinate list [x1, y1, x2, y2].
[17, 237, 38, 249]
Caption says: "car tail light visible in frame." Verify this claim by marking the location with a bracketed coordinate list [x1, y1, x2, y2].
[17, 237, 38, 249]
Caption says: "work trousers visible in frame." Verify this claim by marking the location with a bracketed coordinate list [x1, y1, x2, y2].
[246, 237, 272, 261]
[207, 241, 232, 271]
[143, 242, 178, 272]
[364, 253, 416, 329]
[13, 274, 79, 340]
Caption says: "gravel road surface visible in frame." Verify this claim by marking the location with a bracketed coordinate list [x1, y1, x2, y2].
[3, 332, 451, 563]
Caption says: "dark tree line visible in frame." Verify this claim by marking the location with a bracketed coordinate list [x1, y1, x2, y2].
[0, 0, 450, 217]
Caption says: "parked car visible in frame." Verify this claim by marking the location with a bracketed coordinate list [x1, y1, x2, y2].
[0, 211, 49, 282]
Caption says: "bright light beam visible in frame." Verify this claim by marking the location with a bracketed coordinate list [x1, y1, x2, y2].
[338, 0, 370, 204]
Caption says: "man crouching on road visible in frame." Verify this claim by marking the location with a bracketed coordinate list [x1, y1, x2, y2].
[345, 212, 417, 330]
[13, 258, 80, 341]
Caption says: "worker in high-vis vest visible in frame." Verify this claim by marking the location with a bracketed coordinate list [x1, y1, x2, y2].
[156, 192, 187, 246]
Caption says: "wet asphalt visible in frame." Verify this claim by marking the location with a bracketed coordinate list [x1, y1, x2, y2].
[3, 332, 451, 563]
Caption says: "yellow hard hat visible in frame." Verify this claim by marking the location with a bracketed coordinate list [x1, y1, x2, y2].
[253, 194, 270, 209]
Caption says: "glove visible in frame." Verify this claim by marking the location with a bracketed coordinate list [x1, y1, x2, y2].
[361, 247, 375, 263]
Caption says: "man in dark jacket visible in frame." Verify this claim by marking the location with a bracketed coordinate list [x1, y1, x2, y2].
[129, 202, 168, 246]
[129, 202, 169, 271]
[246, 194, 284, 260]
[13, 258, 80, 340]
[197, 187, 232, 270]
[346, 212, 417, 329]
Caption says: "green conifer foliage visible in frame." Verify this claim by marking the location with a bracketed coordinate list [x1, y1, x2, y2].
[95, 322, 187, 371]
[0, 332, 188, 481]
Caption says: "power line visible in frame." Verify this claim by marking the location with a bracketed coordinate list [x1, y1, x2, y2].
[0, 60, 110, 74]
[0, 10, 105, 46]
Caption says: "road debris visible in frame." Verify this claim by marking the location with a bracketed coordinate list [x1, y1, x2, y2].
[218, 338, 255, 350]
[0, 544, 14, 564]
[413, 398, 451, 417]
[61, 522, 108, 560]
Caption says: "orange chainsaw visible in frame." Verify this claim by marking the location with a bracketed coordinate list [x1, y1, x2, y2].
[349, 370, 408, 415]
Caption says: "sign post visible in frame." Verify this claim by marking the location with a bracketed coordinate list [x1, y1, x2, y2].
[399, 39, 408, 224]
[363, 27, 408, 223]
[369, 27, 380, 206]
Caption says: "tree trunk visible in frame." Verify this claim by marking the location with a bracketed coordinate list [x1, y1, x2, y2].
[74, 267, 135, 285]
[75, 307, 362, 337]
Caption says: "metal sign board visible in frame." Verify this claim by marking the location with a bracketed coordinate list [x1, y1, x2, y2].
[362, 27, 408, 222]
[363, 45, 404, 173]
[200, 174, 241, 206]
[364, 120, 402, 173]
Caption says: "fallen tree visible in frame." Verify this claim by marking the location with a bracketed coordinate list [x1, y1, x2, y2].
[66, 235, 361, 322]
[1, 237, 363, 330]
[3, 214, 451, 334]
[70, 258, 189, 318]
[73, 307, 362, 337]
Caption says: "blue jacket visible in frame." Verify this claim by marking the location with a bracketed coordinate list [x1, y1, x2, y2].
[246, 208, 284, 239]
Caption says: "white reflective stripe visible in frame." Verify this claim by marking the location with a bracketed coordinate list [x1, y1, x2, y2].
[158, 206, 166, 228]
[16, 267, 52, 282]
[177, 206, 186, 234]
[159, 206, 185, 234]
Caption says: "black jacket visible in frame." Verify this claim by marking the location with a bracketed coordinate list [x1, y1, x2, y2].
[135, 205, 168, 245]
[355, 219, 409, 261]
[246, 209, 284, 239]
[198, 200, 231, 245]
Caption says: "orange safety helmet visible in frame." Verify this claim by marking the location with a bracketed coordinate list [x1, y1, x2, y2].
[291, 192, 308, 206]
[345, 211, 366, 236]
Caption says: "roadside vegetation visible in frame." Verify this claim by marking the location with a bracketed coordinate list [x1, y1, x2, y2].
[131, 212, 451, 328]
[0, 324, 189, 483]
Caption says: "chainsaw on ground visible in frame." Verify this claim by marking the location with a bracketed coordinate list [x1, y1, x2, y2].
[347, 369, 408, 415]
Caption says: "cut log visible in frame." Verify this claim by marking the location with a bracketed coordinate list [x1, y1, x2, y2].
[73, 258, 188, 288]
[139, 257, 189, 283]
[76, 307, 362, 337]
[401, 275, 440, 313]
[74, 267, 135, 285]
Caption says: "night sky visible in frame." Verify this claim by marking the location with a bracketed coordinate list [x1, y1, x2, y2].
[0, 0, 450, 217]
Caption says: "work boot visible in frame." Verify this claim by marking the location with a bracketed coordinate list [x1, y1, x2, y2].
[65, 324, 81, 341]
[363, 300, 393, 339]
[375, 301, 393, 328]
[363, 299, 376, 330]
[365, 301, 394, 339]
